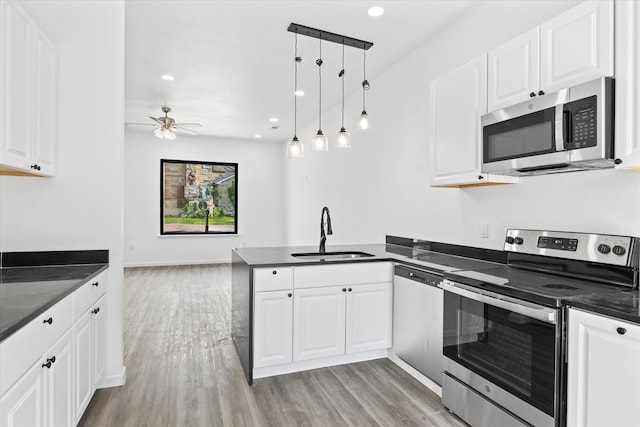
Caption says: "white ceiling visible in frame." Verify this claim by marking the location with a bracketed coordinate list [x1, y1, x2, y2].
[129, 1, 479, 142]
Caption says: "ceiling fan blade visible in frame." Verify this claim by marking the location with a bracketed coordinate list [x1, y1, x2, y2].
[174, 126, 199, 135]
[125, 122, 158, 126]
[175, 123, 202, 127]
[148, 116, 163, 125]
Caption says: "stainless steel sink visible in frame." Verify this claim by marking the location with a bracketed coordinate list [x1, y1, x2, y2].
[291, 251, 374, 260]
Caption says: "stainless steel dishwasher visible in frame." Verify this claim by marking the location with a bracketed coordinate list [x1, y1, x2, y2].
[393, 264, 443, 385]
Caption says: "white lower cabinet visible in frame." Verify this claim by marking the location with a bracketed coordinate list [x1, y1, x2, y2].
[345, 283, 392, 354]
[253, 290, 293, 368]
[0, 329, 73, 427]
[567, 308, 640, 427]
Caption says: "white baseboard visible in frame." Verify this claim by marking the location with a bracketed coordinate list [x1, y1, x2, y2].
[124, 259, 230, 268]
[97, 366, 126, 389]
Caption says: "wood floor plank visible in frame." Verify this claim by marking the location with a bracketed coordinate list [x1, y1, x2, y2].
[78, 264, 463, 427]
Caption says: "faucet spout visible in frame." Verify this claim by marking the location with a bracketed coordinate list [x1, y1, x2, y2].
[319, 206, 333, 253]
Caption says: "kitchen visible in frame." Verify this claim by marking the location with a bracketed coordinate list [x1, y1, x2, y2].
[1, 1, 639, 427]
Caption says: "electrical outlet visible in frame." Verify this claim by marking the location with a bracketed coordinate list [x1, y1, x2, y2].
[480, 223, 489, 238]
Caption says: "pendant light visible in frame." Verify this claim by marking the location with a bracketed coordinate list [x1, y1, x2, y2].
[358, 48, 371, 132]
[287, 33, 304, 158]
[312, 38, 329, 151]
[335, 42, 351, 149]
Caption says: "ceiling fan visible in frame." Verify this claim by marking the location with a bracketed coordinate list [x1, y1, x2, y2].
[125, 106, 201, 140]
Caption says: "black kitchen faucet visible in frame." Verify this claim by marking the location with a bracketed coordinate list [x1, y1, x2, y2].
[319, 206, 333, 253]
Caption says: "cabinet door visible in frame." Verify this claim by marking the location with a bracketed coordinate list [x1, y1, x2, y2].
[429, 55, 488, 187]
[93, 296, 107, 387]
[44, 329, 73, 427]
[293, 286, 346, 361]
[254, 291, 293, 368]
[32, 25, 57, 176]
[0, 360, 45, 427]
[73, 310, 93, 424]
[0, 0, 33, 171]
[487, 27, 540, 112]
[615, 0, 640, 169]
[540, 0, 613, 94]
[567, 309, 640, 427]
[346, 283, 392, 354]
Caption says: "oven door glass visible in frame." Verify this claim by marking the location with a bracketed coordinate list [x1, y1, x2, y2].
[483, 107, 557, 163]
[443, 291, 557, 417]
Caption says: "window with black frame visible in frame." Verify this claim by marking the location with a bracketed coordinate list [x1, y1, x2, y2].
[160, 159, 237, 235]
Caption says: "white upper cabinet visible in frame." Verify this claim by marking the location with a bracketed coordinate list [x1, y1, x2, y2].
[0, 0, 57, 176]
[488, 28, 540, 112]
[487, 1, 613, 113]
[540, 0, 614, 94]
[429, 55, 518, 187]
[614, 0, 640, 169]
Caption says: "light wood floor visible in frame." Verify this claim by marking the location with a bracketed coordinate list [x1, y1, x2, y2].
[78, 264, 463, 427]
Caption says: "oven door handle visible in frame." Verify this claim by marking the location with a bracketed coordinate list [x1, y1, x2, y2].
[439, 280, 557, 324]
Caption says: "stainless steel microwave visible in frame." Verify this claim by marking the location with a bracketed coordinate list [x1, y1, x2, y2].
[481, 77, 614, 176]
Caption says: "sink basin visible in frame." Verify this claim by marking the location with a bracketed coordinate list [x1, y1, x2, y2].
[291, 251, 375, 260]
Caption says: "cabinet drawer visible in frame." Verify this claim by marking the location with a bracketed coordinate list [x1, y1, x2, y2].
[294, 262, 393, 289]
[72, 271, 107, 320]
[254, 267, 293, 292]
[0, 295, 72, 397]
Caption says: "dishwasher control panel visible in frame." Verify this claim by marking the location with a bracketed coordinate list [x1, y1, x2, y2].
[394, 265, 442, 287]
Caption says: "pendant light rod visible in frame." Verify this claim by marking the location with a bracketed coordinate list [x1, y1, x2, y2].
[287, 23, 373, 50]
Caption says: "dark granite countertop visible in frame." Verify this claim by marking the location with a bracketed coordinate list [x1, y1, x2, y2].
[570, 290, 640, 325]
[0, 250, 108, 343]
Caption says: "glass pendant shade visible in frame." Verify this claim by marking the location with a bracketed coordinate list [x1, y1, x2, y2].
[287, 136, 304, 158]
[335, 128, 351, 149]
[358, 111, 371, 132]
[154, 127, 176, 140]
[312, 130, 329, 151]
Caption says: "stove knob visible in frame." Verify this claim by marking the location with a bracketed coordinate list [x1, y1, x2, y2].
[506, 237, 515, 244]
[612, 246, 627, 256]
[597, 244, 611, 254]
[514, 237, 524, 245]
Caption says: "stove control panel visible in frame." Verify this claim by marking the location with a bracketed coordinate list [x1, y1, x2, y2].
[505, 229, 635, 267]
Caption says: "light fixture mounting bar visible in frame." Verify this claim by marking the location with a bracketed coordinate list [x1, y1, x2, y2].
[287, 23, 373, 50]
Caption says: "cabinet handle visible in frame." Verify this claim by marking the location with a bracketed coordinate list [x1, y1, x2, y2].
[538, 90, 545, 96]
[529, 92, 536, 97]
[272, 270, 277, 275]
[43, 317, 53, 325]
[287, 293, 292, 298]
[348, 288, 352, 292]
[92, 281, 99, 287]
[92, 307, 100, 315]
[42, 356, 56, 369]
[342, 288, 347, 292]
[617, 327, 627, 335]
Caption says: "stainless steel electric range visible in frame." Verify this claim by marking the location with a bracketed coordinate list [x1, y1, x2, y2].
[440, 229, 639, 427]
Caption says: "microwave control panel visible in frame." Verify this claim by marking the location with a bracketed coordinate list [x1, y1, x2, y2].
[564, 95, 597, 150]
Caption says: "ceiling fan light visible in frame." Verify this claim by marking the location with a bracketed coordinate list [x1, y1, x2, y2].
[154, 127, 176, 140]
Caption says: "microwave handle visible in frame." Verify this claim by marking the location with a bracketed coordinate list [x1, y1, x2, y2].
[555, 105, 565, 151]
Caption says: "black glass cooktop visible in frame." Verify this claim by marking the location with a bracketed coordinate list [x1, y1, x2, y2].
[445, 266, 629, 307]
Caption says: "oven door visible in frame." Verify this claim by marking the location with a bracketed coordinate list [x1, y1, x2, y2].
[441, 280, 560, 427]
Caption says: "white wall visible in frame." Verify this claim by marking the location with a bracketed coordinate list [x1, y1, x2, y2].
[0, 1, 125, 386]
[285, 0, 640, 249]
[124, 129, 287, 266]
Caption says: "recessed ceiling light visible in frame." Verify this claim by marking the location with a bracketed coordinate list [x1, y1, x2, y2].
[254, 134, 262, 138]
[161, 74, 175, 81]
[294, 90, 305, 96]
[270, 117, 279, 123]
[367, 6, 384, 17]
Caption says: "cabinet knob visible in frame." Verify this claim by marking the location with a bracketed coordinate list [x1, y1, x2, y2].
[342, 288, 347, 292]
[529, 92, 536, 97]
[41, 357, 56, 369]
[43, 317, 53, 325]
[617, 327, 627, 335]
[287, 293, 292, 298]
[348, 288, 352, 292]
[538, 90, 545, 96]
[92, 307, 100, 315]
[92, 281, 99, 287]
[614, 158, 623, 165]
[272, 270, 277, 275]
[478, 175, 484, 180]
